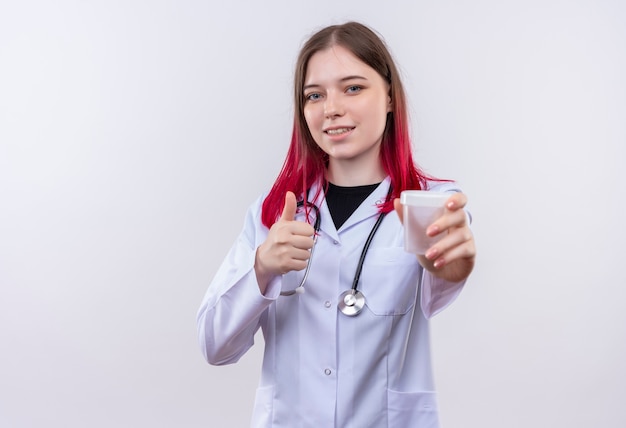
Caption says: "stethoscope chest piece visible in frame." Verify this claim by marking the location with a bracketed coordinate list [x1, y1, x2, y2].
[338, 289, 365, 316]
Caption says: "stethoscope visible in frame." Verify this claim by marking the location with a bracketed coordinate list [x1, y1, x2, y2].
[279, 190, 390, 317]
[278, 200, 321, 298]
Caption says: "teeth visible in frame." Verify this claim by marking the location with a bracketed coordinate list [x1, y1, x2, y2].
[326, 127, 351, 135]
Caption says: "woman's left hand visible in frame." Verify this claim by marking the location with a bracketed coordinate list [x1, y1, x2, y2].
[394, 192, 476, 282]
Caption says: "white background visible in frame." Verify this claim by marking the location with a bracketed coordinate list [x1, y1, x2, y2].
[1, 1, 625, 427]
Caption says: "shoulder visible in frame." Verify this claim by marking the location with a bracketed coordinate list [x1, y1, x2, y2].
[425, 180, 463, 193]
[245, 193, 268, 223]
[425, 180, 472, 224]
[236, 193, 271, 244]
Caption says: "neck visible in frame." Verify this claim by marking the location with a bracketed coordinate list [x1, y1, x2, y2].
[326, 158, 386, 187]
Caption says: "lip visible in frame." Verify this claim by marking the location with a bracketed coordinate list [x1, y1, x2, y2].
[323, 126, 355, 140]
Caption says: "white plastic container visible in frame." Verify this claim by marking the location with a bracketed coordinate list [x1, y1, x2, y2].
[400, 190, 450, 255]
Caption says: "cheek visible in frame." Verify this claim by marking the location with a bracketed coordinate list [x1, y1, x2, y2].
[362, 101, 390, 133]
[303, 109, 324, 148]
[303, 108, 318, 132]
[376, 98, 392, 129]
[356, 95, 387, 118]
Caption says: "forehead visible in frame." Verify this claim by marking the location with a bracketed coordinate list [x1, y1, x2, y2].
[304, 45, 377, 84]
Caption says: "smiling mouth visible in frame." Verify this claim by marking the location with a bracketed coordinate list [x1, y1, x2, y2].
[325, 127, 354, 136]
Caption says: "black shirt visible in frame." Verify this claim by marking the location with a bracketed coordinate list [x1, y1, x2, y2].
[325, 182, 381, 229]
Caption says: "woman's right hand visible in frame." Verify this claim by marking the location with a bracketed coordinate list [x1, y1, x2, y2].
[254, 192, 315, 293]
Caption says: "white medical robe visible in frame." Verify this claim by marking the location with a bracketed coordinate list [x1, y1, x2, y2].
[197, 177, 467, 427]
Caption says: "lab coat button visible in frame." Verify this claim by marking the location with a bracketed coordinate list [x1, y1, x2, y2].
[333, 240, 339, 245]
[324, 301, 332, 308]
[324, 368, 332, 376]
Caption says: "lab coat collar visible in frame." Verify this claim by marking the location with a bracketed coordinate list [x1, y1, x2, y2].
[308, 177, 392, 240]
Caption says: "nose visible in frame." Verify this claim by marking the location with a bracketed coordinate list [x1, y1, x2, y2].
[324, 92, 344, 119]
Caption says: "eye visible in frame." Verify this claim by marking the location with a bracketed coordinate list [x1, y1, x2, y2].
[346, 85, 363, 94]
[305, 92, 322, 102]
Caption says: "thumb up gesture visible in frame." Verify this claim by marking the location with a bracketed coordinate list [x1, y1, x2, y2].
[255, 192, 316, 292]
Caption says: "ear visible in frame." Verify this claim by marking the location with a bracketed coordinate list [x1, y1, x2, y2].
[386, 95, 392, 113]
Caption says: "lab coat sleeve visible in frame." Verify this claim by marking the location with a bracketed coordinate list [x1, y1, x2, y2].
[196, 197, 280, 365]
[420, 273, 467, 318]
[419, 180, 472, 318]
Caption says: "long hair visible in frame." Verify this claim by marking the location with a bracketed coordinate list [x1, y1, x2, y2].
[261, 22, 433, 228]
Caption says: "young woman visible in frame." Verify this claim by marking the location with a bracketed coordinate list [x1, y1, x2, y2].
[198, 21, 476, 427]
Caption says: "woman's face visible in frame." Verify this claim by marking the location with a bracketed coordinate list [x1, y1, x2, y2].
[303, 45, 391, 174]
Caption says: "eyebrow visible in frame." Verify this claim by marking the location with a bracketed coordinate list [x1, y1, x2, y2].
[303, 75, 368, 91]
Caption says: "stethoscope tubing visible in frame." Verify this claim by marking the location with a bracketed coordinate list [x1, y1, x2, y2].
[349, 209, 387, 292]
[279, 186, 392, 316]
